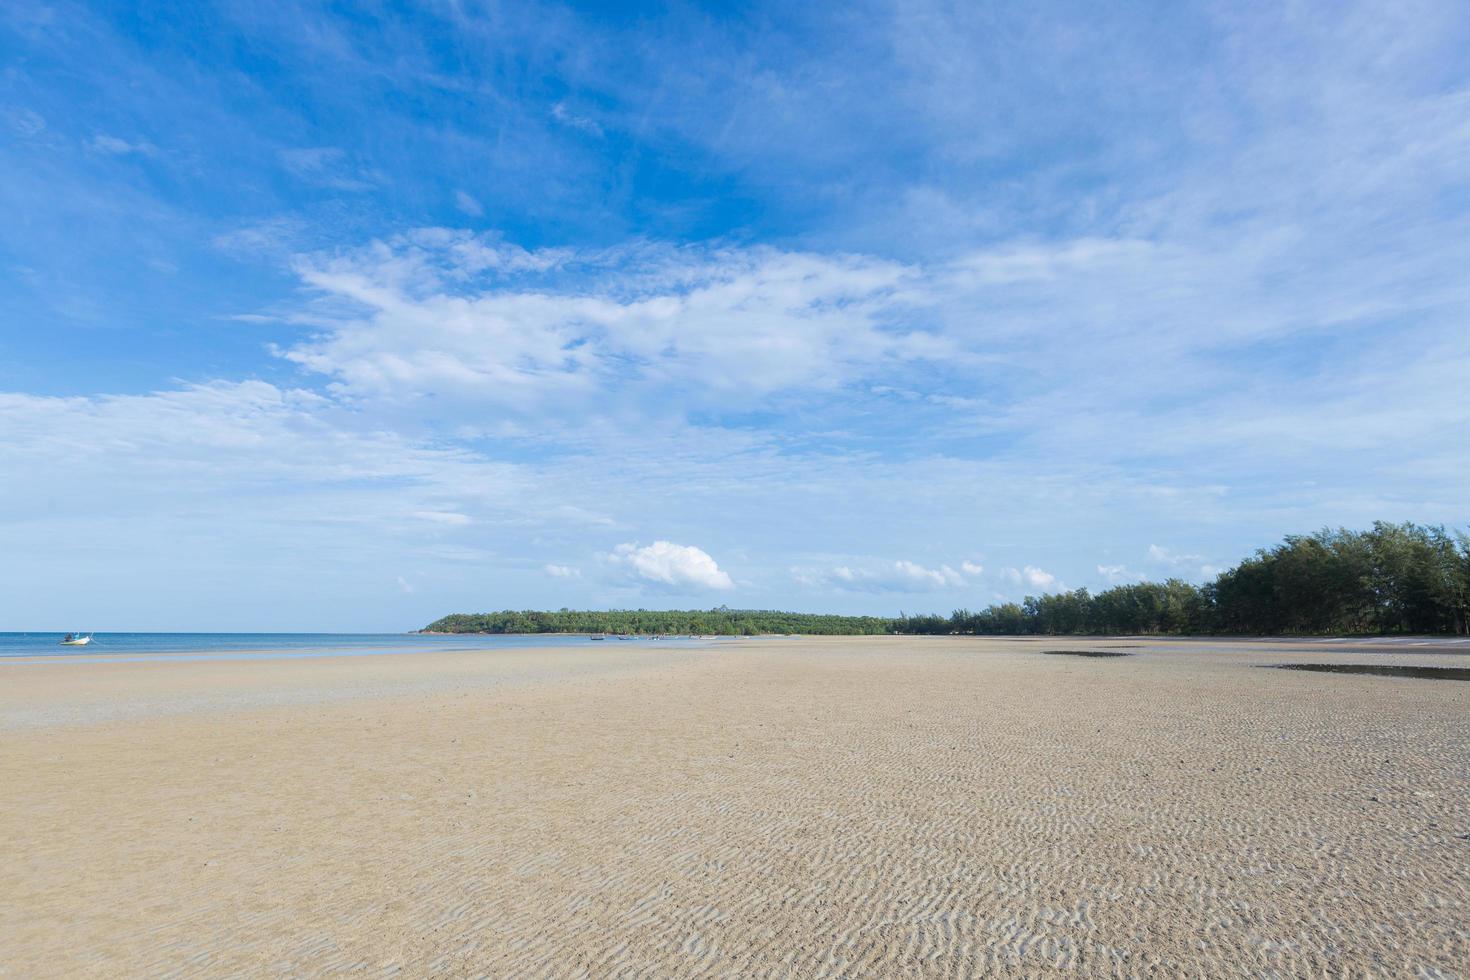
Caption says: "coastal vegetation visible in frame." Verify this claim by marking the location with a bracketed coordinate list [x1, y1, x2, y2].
[427, 522, 1470, 637]
[424, 608, 893, 636]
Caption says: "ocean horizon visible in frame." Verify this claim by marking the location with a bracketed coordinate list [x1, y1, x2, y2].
[0, 632, 711, 664]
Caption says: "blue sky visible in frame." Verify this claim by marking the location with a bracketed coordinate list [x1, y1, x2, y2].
[3, 1, 1468, 630]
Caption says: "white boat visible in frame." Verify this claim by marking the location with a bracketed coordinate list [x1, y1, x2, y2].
[60, 632, 92, 646]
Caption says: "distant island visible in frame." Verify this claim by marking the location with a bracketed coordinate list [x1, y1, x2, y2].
[426, 522, 1470, 637]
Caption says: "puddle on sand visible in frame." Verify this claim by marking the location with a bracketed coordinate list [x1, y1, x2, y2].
[1044, 650, 1132, 658]
[1271, 663, 1470, 681]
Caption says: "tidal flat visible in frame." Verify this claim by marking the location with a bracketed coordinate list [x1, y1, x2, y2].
[2, 635, 1466, 977]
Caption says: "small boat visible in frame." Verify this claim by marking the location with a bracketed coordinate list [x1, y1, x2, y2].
[589, 634, 606, 641]
[60, 632, 92, 646]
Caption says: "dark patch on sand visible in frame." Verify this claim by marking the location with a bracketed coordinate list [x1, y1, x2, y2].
[1271, 663, 1470, 681]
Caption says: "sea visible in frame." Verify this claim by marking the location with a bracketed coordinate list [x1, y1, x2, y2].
[0, 632, 712, 664]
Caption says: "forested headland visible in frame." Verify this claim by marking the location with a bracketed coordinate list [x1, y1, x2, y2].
[425, 522, 1470, 637]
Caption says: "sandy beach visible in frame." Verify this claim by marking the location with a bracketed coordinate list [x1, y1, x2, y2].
[2, 636, 1467, 977]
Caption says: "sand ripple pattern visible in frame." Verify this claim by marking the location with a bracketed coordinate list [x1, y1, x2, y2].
[2, 637, 1467, 977]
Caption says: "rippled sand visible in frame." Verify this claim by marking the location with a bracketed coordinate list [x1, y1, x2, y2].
[2, 636, 1467, 977]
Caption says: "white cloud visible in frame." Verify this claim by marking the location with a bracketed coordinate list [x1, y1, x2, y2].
[0, 381, 533, 537]
[543, 563, 580, 578]
[1136, 545, 1222, 583]
[1147, 544, 1186, 564]
[610, 541, 733, 590]
[1003, 565, 1059, 592]
[893, 560, 963, 589]
[246, 187, 1470, 500]
[795, 558, 981, 593]
[275, 231, 943, 415]
[1096, 564, 1146, 584]
[1024, 566, 1057, 590]
[1148, 544, 1208, 567]
[0, 381, 555, 627]
[396, 576, 415, 594]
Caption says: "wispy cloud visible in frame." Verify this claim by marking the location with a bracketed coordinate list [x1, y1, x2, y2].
[89, 134, 157, 157]
[278, 231, 939, 415]
[1146, 544, 1217, 581]
[3, 106, 46, 138]
[1096, 564, 1146, 585]
[454, 191, 483, 217]
[551, 101, 604, 137]
[278, 147, 380, 192]
[793, 559, 981, 594]
[212, 217, 309, 257]
[413, 511, 472, 526]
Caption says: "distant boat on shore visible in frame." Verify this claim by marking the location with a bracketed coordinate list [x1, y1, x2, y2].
[60, 632, 92, 646]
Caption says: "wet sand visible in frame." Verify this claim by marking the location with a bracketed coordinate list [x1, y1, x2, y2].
[2, 636, 1467, 977]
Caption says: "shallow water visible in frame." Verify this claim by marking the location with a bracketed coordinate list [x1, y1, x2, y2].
[0, 632, 712, 664]
[1272, 663, 1470, 681]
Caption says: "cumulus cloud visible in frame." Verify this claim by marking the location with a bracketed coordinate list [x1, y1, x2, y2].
[610, 541, 733, 590]
[960, 560, 984, 575]
[1003, 565, 1059, 592]
[543, 563, 580, 578]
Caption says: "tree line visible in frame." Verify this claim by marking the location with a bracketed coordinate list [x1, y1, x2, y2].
[903, 523, 1469, 635]
[423, 607, 894, 636]
[425, 522, 1470, 637]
